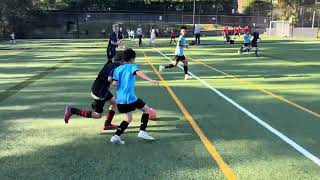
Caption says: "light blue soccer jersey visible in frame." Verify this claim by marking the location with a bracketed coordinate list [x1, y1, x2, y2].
[113, 64, 139, 104]
[175, 35, 186, 56]
[244, 34, 251, 43]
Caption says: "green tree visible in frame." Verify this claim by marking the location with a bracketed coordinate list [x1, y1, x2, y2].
[274, 0, 299, 20]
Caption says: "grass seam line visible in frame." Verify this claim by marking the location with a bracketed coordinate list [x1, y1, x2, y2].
[153, 49, 320, 167]
[143, 52, 237, 180]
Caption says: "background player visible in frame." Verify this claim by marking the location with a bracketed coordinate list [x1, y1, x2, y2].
[239, 31, 252, 54]
[10, 32, 16, 43]
[251, 27, 261, 56]
[170, 29, 176, 44]
[136, 25, 143, 47]
[107, 24, 121, 63]
[159, 26, 192, 80]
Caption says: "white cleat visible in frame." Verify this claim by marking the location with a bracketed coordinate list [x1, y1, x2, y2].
[110, 135, 125, 145]
[184, 74, 193, 80]
[159, 65, 165, 73]
[138, 130, 155, 141]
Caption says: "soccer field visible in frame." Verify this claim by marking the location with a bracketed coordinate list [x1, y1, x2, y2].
[0, 37, 320, 179]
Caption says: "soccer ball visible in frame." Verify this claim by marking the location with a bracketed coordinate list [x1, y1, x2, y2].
[149, 108, 157, 120]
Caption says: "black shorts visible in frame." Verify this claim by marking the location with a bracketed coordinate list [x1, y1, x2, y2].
[107, 48, 116, 60]
[173, 55, 186, 62]
[117, 98, 146, 114]
[243, 43, 251, 47]
[251, 41, 258, 47]
[91, 91, 114, 114]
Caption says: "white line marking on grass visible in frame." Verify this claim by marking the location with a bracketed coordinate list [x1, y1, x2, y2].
[153, 48, 320, 167]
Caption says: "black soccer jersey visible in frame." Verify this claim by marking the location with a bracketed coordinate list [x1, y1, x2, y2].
[107, 32, 118, 51]
[91, 62, 120, 99]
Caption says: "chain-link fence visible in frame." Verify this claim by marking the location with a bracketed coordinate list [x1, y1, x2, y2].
[19, 11, 267, 39]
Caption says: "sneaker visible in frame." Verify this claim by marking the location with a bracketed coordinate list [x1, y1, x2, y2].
[64, 105, 72, 124]
[138, 130, 155, 141]
[159, 65, 165, 73]
[184, 74, 193, 80]
[103, 124, 119, 130]
[110, 135, 125, 144]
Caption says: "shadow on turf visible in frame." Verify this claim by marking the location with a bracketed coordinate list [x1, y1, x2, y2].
[0, 120, 218, 179]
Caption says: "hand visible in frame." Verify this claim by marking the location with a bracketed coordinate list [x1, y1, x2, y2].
[150, 80, 159, 86]
[186, 44, 189, 49]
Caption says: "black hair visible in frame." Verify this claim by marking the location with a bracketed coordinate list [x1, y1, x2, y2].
[114, 50, 123, 62]
[180, 25, 187, 30]
[123, 48, 136, 62]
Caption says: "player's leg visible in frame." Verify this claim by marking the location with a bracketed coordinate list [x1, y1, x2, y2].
[136, 99, 154, 140]
[182, 58, 192, 80]
[110, 103, 134, 144]
[110, 112, 132, 144]
[64, 101, 103, 124]
[139, 35, 142, 46]
[159, 56, 179, 73]
[103, 95, 119, 130]
[239, 44, 246, 54]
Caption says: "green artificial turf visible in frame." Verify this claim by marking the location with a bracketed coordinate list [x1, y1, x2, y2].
[0, 37, 319, 179]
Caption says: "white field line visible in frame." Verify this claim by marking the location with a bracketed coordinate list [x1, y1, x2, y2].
[148, 45, 320, 167]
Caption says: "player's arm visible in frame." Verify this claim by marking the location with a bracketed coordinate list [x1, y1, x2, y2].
[135, 71, 158, 85]
[111, 68, 119, 88]
[110, 40, 120, 46]
[178, 40, 188, 48]
[111, 80, 118, 88]
[107, 67, 117, 82]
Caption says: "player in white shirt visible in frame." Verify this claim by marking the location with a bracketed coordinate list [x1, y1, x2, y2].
[10, 32, 16, 43]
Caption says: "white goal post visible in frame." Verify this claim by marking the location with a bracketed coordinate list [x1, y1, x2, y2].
[268, 21, 291, 37]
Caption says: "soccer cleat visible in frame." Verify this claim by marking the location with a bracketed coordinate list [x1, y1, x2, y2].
[64, 105, 72, 124]
[103, 124, 119, 130]
[159, 65, 165, 73]
[110, 135, 125, 144]
[184, 74, 193, 80]
[138, 130, 155, 141]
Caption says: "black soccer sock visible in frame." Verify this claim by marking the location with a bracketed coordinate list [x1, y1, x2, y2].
[104, 110, 115, 126]
[165, 64, 174, 68]
[140, 113, 149, 131]
[115, 121, 129, 136]
[71, 107, 92, 118]
[184, 66, 188, 75]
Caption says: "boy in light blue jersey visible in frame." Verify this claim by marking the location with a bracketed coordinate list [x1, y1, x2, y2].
[159, 26, 192, 80]
[110, 48, 159, 144]
[239, 31, 252, 54]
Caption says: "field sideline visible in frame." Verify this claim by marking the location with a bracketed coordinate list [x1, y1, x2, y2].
[0, 37, 320, 179]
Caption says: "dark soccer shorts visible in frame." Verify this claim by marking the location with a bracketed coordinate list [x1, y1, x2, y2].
[107, 48, 116, 60]
[91, 91, 114, 114]
[173, 55, 186, 62]
[117, 98, 146, 114]
[243, 43, 251, 47]
[251, 41, 258, 47]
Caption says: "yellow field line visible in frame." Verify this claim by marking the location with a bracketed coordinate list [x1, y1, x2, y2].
[143, 52, 237, 180]
[189, 56, 320, 118]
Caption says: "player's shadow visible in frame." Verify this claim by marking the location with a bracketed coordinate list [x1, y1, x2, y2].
[151, 117, 179, 122]
[100, 124, 182, 135]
